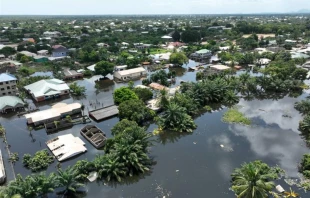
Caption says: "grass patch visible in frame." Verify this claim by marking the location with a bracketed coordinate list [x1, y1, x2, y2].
[300, 83, 309, 90]
[222, 108, 251, 125]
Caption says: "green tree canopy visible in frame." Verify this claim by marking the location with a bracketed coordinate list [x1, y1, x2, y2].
[169, 52, 189, 66]
[113, 87, 138, 104]
[95, 61, 115, 77]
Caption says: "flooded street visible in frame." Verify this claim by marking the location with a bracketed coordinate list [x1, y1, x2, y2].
[0, 61, 309, 197]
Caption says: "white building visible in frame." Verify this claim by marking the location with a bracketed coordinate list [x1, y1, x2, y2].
[46, 134, 87, 162]
[24, 79, 69, 102]
[25, 103, 81, 126]
[114, 67, 147, 81]
[43, 31, 61, 38]
[0, 73, 17, 96]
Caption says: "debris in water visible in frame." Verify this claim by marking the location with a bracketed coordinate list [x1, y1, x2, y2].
[220, 144, 224, 148]
[193, 142, 197, 144]
[276, 185, 285, 193]
[176, 170, 179, 172]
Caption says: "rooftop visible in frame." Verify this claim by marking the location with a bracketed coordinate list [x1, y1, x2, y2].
[46, 134, 86, 162]
[0, 96, 24, 110]
[0, 73, 17, 82]
[24, 79, 69, 98]
[116, 67, 146, 76]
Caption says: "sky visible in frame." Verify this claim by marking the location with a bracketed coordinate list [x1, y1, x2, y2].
[0, 0, 310, 15]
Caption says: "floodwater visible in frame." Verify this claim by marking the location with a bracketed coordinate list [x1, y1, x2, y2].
[0, 61, 309, 198]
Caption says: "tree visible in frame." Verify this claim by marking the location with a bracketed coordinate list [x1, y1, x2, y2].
[113, 87, 138, 104]
[172, 31, 181, 41]
[300, 154, 310, 179]
[34, 173, 57, 198]
[133, 87, 153, 102]
[181, 30, 201, 43]
[157, 102, 196, 133]
[118, 99, 155, 124]
[69, 82, 86, 96]
[169, 52, 189, 66]
[295, 99, 310, 115]
[22, 149, 54, 172]
[98, 153, 126, 182]
[56, 166, 84, 197]
[231, 161, 282, 198]
[291, 68, 307, 81]
[0, 46, 16, 57]
[94, 61, 115, 77]
[111, 119, 139, 136]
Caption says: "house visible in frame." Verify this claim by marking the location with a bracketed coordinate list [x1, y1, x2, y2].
[63, 69, 83, 80]
[24, 79, 70, 102]
[43, 31, 61, 38]
[0, 73, 17, 96]
[33, 56, 49, 63]
[46, 134, 87, 162]
[0, 96, 25, 113]
[257, 58, 271, 65]
[22, 38, 35, 43]
[115, 65, 128, 71]
[37, 50, 49, 56]
[285, 39, 297, 46]
[114, 67, 147, 81]
[25, 102, 81, 126]
[291, 52, 310, 59]
[210, 65, 230, 71]
[19, 51, 37, 57]
[190, 49, 212, 62]
[52, 45, 68, 57]
[97, 43, 109, 48]
[0, 55, 5, 60]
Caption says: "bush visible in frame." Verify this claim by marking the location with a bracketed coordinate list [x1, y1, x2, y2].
[22, 149, 54, 172]
[222, 108, 251, 125]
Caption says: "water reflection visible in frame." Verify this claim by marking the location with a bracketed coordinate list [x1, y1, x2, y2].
[238, 97, 303, 133]
[229, 124, 308, 177]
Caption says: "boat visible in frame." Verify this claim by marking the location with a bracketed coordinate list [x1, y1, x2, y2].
[80, 125, 107, 149]
[0, 150, 6, 184]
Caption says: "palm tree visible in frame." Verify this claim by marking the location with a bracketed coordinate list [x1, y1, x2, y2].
[114, 140, 150, 177]
[295, 100, 310, 115]
[283, 188, 299, 198]
[56, 166, 84, 197]
[231, 162, 276, 198]
[99, 153, 127, 182]
[34, 173, 57, 198]
[158, 102, 196, 133]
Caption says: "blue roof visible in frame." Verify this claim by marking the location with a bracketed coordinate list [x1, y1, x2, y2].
[0, 73, 17, 82]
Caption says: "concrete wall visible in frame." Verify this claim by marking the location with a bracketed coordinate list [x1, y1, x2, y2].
[0, 80, 17, 96]
[114, 71, 147, 81]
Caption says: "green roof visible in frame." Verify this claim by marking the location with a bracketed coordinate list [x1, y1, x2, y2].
[0, 96, 25, 110]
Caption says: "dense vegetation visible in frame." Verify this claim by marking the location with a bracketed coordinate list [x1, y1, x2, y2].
[22, 149, 54, 172]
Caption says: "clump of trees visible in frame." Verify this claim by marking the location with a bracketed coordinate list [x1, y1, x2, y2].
[169, 52, 189, 66]
[133, 87, 153, 102]
[231, 160, 284, 198]
[69, 82, 86, 96]
[22, 149, 54, 172]
[95, 61, 115, 77]
[113, 86, 138, 104]
[300, 154, 310, 179]
[118, 99, 155, 124]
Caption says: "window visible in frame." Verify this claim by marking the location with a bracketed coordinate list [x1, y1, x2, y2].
[8, 92, 11, 94]
[2, 93, 5, 95]
[64, 91, 68, 93]
[5, 82, 9, 84]
[7, 86, 10, 89]
[0, 82, 3, 85]
[0, 88, 4, 91]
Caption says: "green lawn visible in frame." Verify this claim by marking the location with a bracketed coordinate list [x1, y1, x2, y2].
[222, 108, 251, 125]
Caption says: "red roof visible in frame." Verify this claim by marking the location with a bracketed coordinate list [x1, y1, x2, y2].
[52, 45, 65, 49]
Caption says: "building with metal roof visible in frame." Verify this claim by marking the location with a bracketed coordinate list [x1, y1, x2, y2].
[24, 79, 69, 102]
[0, 95, 25, 113]
[113, 67, 147, 81]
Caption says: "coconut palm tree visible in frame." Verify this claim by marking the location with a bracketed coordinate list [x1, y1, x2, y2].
[34, 173, 57, 198]
[56, 166, 84, 197]
[295, 100, 310, 115]
[158, 102, 196, 133]
[114, 140, 150, 177]
[99, 153, 127, 182]
[231, 162, 276, 198]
